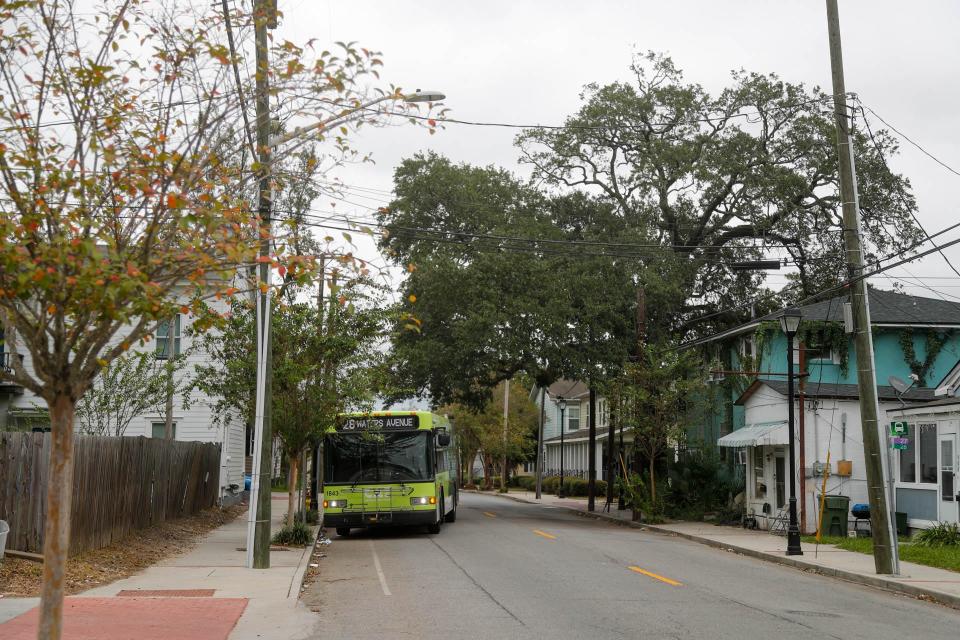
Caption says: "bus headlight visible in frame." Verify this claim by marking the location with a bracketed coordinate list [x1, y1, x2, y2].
[324, 499, 347, 508]
[410, 496, 436, 505]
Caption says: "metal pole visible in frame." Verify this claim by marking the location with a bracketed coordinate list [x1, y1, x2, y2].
[558, 399, 566, 498]
[501, 379, 509, 492]
[618, 394, 625, 510]
[786, 331, 803, 556]
[535, 387, 545, 499]
[606, 396, 616, 508]
[825, 0, 899, 574]
[248, 0, 275, 569]
[587, 387, 597, 511]
[798, 343, 807, 534]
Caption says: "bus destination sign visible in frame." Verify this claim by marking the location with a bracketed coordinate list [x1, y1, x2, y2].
[337, 415, 420, 432]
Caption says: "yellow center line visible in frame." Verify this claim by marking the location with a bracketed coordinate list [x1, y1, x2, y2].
[628, 566, 682, 586]
[482, 511, 497, 518]
[532, 529, 557, 540]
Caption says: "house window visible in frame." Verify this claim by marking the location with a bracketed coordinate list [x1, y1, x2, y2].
[155, 315, 181, 359]
[151, 422, 177, 438]
[752, 450, 766, 499]
[899, 423, 937, 484]
[567, 404, 580, 431]
[739, 337, 755, 360]
[803, 330, 836, 363]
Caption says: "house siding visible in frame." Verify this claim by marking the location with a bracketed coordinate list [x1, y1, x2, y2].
[0, 300, 246, 502]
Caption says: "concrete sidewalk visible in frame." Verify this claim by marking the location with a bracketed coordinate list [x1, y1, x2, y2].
[0, 494, 320, 639]
[478, 488, 960, 610]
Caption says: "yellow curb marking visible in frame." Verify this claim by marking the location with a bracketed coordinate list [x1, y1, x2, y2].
[533, 529, 557, 540]
[628, 566, 682, 586]
[482, 511, 497, 518]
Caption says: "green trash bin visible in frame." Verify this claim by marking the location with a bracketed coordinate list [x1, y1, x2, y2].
[821, 495, 850, 537]
[895, 511, 908, 537]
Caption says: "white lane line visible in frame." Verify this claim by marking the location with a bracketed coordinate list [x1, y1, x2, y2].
[369, 538, 392, 596]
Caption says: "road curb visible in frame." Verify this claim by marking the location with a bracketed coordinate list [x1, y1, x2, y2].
[287, 525, 321, 600]
[469, 490, 960, 611]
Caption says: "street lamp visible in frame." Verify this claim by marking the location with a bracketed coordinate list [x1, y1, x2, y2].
[246, 85, 446, 568]
[268, 89, 446, 147]
[557, 397, 567, 499]
[779, 307, 804, 556]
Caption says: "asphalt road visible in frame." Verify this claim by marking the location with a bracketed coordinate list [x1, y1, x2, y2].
[302, 492, 960, 640]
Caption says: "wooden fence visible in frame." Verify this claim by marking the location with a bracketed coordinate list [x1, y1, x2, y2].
[0, 432, 221, 555]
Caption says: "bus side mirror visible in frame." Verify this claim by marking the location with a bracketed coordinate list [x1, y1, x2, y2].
[437, 432, 451, 447]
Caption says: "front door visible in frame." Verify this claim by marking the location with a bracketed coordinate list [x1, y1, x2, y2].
[775, 452, 786, 509]
[940, 433, 959, 523]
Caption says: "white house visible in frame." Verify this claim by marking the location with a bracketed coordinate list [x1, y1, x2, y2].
[530, 380, 630, 482]
[722, 379, 935, 532]
[0, 308, 248, 506]
[881, 361, 960, 529]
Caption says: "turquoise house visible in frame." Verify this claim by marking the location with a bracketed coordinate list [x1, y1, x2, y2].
[690, 288, 960, 531]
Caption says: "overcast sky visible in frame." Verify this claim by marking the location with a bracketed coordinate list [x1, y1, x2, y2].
[277, 0, 960, 302]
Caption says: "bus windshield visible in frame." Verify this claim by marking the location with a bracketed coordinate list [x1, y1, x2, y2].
[325, 431, 433, 484]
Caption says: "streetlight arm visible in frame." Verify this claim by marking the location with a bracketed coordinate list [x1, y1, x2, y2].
[268, 93, 396, 148]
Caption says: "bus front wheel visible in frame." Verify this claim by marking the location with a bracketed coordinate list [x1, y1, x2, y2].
[444, 488, 457, 523]
[427, 495, 443, 534]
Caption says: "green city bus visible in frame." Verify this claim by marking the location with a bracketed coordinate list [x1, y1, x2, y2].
[321, 411, 458, 536]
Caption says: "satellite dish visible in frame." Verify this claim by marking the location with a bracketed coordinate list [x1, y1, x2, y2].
[888, 375, 911, 394]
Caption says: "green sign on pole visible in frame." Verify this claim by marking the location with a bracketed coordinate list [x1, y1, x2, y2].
[889, 421, 909, 437]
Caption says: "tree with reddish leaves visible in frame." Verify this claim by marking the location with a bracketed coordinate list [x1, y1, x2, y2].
[0, 2, 428, 637]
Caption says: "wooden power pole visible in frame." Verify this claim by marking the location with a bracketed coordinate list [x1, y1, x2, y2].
[825, 0, 899, 574]
[249, 0, 275, 569]
[500, 379, 510, 492]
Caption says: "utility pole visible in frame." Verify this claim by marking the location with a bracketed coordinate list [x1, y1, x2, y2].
[248, 0, 275, 570]
[309, 256, 326, 512]
[825, 0, 899, 575]
[500, 379, 509, 492]
[587, 387, 597, 511]
[605, 397, 616, 509]
[535, 386, 545, 499]
[631, 284, 646, 521]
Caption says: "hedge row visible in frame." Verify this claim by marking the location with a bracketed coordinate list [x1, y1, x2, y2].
[512, 475, 607, 497]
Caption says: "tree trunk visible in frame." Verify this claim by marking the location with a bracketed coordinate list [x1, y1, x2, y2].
[649, 455, 657, 506]
[482, 452, 493, 490]
[163, 372, 174, 440]
[38, 394, 77, 640]
[286, 453, 299, 527]
[163, 360, 174, 440]
[632, 444, 642, 522]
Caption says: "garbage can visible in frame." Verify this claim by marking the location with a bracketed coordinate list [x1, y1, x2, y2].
[0, 520, 9, 561]
[895, 511, 908, 537]
[822, 495, 850, 537]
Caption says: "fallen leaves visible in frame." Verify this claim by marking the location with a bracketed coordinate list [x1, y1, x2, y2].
[0, 504, 245, 598]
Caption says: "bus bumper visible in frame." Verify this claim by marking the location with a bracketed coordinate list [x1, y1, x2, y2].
[323, 510, 436, 528]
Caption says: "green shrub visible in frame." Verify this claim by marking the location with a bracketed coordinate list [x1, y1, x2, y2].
[294, 509, 319, 525]
[272, 522, 313, 546]
[914, 522, 960, 547]
[536, 476, 607, 497]
[663, 450, 743, 519]
[516, 476, 536, 490]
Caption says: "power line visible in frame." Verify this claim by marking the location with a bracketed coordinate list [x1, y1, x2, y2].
[678, 228, 960, 350]
[857, 100, 960, 281]
[220, 0, 256, 158]
[356, 94, 844, 131]
[860, 103, 960, 179]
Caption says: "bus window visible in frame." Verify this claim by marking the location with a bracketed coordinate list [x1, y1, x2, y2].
[325, 432, 433, 483]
